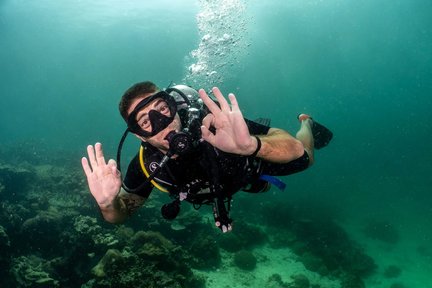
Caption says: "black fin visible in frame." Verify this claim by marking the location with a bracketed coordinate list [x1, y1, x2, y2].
[311, 121, 333, 149]
[254, 117, 271, 127]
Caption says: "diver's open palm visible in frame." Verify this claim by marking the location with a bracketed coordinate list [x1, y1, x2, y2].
[81, 143, 122, 207]
[199, 87, 256, 155]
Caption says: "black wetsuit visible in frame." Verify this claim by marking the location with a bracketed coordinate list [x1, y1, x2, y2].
[124, 119, 310, 206]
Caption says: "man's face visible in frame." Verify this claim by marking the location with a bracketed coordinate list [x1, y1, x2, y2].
[127, 93, 182, 153]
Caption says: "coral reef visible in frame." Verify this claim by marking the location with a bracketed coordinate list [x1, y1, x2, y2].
[74, 215, 119, 247]
[0, 163, 35, 197]
[91, 249, 130, 277]
[1, 144, 208, 287]
[0, 144, 379, 287]
[0, 225, 12, 281]
[0, 225, 10, 251]
[21, 211, 65, 255]
[10, 255, 59, 288]
[84, 230, 205, 288]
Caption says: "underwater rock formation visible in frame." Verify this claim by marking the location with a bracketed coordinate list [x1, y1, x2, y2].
[0, 163, 35, 197]
[83, 230, 205, 288]
[0, 225, 11, 281]
[74, 215, 119, 248]
[91, 249, 127, 277]
[0, 225, 10, 250]
[21, 211, 64, 254]
[10, 255, 59, 288]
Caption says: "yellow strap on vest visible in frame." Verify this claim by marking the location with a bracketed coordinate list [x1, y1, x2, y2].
[139, 146, 169, 193]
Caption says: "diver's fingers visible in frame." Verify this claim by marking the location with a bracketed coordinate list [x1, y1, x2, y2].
[87, 145, 98, 168]
[81, 157, 93, 176]
[107, 158, 117, 168]
[212, 87, 230, 111]
[95, 142, 106, 165]
[199, 89, 221, 115]
[202, 113, 214, 129]
[107, 159, 120, 177]
[201, 125, 216, 145]
[228, 93, 240, 112]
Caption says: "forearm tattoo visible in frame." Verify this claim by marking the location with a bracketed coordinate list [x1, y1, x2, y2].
[118, 192, 146, 216]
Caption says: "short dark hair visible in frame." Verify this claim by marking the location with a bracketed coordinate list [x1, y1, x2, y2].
[119, 81, 159, 121]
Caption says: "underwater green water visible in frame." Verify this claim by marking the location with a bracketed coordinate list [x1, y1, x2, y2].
[1, 0, 432, 287]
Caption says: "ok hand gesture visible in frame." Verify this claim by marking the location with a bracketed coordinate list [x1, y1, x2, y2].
[81, 143, 122, 208]
[198, 87, 258, 155]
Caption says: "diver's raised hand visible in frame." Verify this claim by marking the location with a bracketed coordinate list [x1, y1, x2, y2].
[81, 143, 122, 208]
[199, 87, 258, 155]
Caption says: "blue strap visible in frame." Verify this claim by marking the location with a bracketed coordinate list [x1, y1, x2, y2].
[259, 174, 286, 191]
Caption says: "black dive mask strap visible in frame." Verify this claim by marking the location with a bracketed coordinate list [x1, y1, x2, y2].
[116, 128, 132, 191]
[116, 128, 152, 193]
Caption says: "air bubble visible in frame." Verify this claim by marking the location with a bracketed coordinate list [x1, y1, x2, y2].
[183, 0, 250, 87]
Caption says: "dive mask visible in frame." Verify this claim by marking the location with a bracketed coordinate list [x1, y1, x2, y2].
[127, 90, 178, 138]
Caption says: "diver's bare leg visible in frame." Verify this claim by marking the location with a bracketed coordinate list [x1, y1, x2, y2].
[296, 117, 314, 166]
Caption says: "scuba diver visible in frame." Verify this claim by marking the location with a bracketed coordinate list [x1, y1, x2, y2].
[81, 81, 333, 233]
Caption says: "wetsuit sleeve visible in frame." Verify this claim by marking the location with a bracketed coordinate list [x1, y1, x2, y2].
[123, 154, 153, 198]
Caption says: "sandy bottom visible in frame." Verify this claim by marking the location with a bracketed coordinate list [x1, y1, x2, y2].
[193, 217, 432, 288]
[349, 222, 432, 288]
[195, 246, 341, 288]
